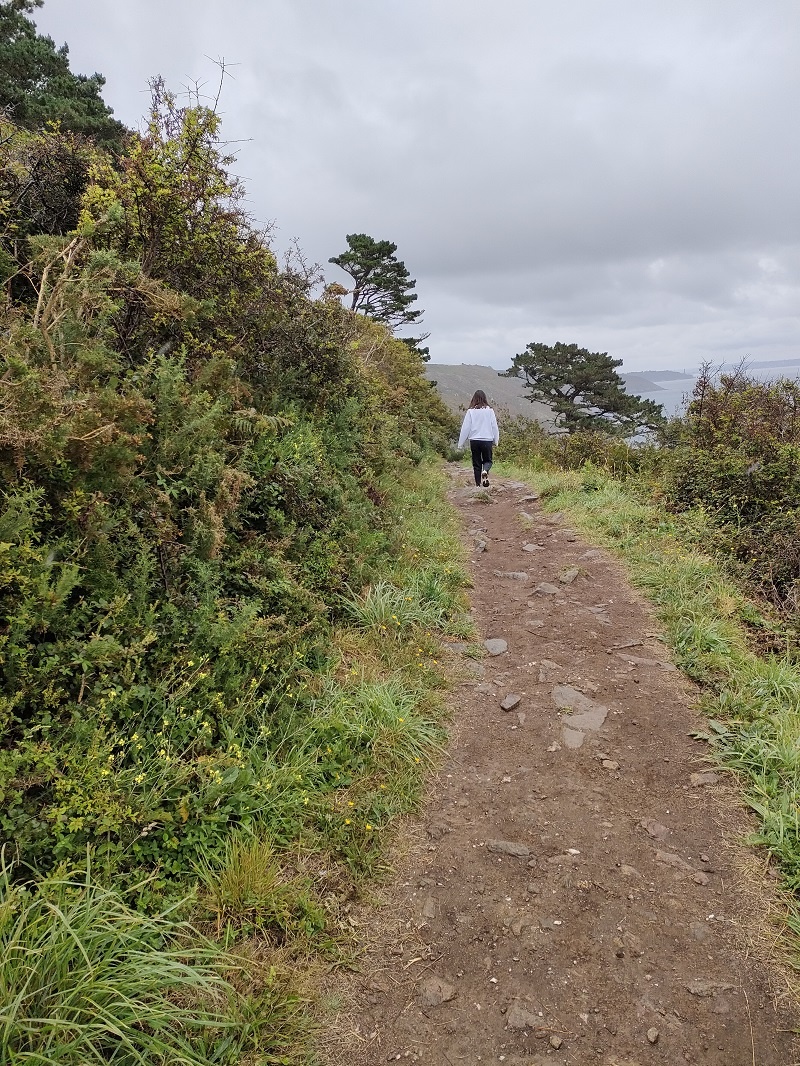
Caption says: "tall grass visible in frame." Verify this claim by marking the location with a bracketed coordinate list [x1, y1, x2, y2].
[342, 577, 449, 632]
[0, 864, 254, 1065]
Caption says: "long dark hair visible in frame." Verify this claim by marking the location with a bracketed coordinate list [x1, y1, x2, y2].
[469, 390, 489, 409]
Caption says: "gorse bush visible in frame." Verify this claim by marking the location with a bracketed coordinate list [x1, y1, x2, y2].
[0, 87, 457, 887]
[0, 22, 468, 1057]
[656, 367, 800, 612]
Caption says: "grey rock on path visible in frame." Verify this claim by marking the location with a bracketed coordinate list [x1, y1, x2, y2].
[552, 683, 610, 747]
[484, 638, 508, 655]
[417, 976, 456, 1007]
[487, 839, 531, 857]
[691, 770, 721, 786]
[500, 693, 521, 711]
[533, 582, 563, 597]
[506, 1003, 541, 1030]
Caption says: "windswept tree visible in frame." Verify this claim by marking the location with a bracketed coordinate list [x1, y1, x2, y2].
[0, 0, 126, 151]
[329, 233, 429, 358]
[507, 341, 665, 435]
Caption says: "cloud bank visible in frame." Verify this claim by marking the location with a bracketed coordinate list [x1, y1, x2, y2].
[38, 0, 800, 371]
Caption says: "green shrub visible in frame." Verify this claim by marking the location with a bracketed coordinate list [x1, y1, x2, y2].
[195, 835, 325, 938]
[656, 369, 800, 610]
[498, 418, 654, 479]
[0, 98, 456, 886]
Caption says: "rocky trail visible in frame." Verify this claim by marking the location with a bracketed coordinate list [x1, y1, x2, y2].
[324, 469, 798, 1066]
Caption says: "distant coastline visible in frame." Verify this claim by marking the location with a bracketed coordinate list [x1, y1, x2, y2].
[426, 360, 800, 422]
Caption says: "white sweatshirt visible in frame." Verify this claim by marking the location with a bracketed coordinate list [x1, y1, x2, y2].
[458, 406, 500, 449]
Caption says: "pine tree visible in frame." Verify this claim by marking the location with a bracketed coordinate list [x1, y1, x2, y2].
[507, 341, 665, 435]
[0, 0, 126, 151]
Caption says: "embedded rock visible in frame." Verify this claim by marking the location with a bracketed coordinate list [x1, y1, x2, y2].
[418, 975, 456, 1006]
[487, 839, 531, 858]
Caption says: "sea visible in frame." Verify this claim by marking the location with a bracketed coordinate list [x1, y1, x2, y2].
[638, 364, 800, 418]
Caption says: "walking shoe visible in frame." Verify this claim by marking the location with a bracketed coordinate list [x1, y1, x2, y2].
[481, 472, 490, 488]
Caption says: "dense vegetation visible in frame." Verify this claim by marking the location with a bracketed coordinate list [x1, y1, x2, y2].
[1, 56, 464, 1058]
[501, 365, 800, 632]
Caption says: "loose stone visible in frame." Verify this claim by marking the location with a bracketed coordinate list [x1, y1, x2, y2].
[484, 638, 508, 656]
[421, 896, 436, 919]
[493, 569, 530, 581]
[655, 849, 696, 873]
[534, 582, 563, 596]
[686, 979, 736, 997]
[487, 839, 531, 858]
[538, 659, 561, 681]
[639, 818, 671, 841]
[500, 693, 522, 711]
[620, 864, 641, 878]
[562, 727, 585, 749]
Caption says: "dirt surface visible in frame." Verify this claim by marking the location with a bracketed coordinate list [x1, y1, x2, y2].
[323, 469, 798, 1066]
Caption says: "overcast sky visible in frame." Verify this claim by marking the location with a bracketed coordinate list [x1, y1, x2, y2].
[36, 1, 800, 373]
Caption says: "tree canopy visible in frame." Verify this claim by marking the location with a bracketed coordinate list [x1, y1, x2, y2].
[0, 0, 126, 151]
[328, 233, 429, 357]
[507, 341, 665, 436]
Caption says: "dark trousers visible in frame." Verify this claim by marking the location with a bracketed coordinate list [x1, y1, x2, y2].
[470, 440, 493, 485]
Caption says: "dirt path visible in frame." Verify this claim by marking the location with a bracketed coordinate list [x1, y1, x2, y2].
[324, 469, 798, 1066]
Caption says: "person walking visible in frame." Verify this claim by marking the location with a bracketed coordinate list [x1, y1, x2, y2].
[458, 390, 500, 487]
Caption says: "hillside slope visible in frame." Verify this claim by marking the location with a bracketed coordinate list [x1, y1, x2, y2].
[424, 363, 551, 423]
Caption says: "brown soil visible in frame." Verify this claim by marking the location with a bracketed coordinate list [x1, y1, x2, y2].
[322, 469, 799, 1066]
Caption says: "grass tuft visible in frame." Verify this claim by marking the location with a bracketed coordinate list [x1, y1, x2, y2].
[0, 861, 263, 1065]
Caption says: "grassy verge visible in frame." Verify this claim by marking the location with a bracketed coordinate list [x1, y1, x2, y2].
[495, 457, 800, 942]
[0, 460, 472, 1064]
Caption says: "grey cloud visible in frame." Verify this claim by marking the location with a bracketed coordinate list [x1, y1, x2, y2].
[37, 0, 800, 373]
